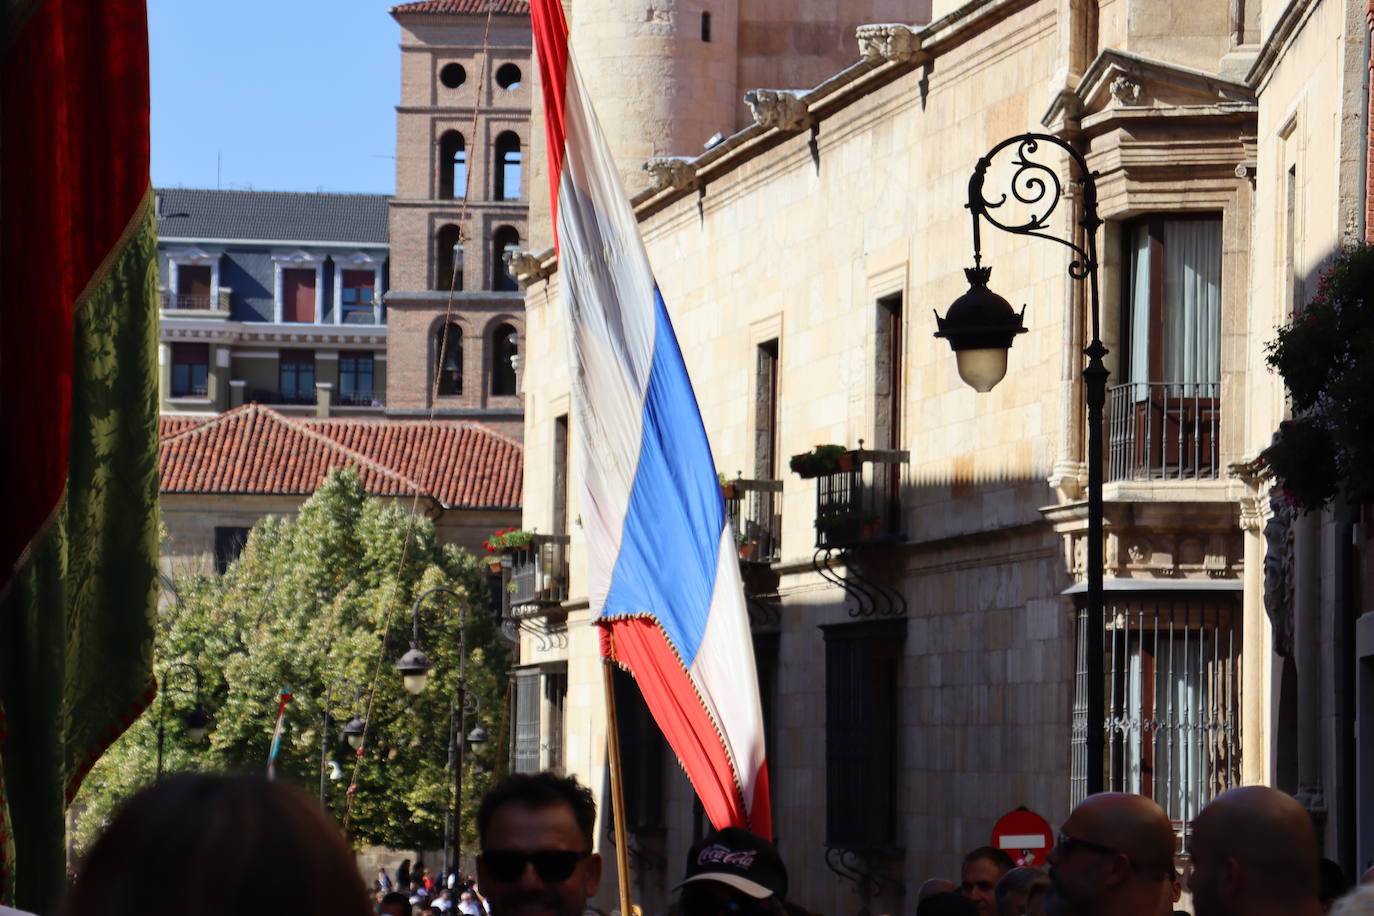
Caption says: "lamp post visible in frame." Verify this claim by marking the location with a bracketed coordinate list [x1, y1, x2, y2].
[935, 133, 1107, 795]
[320, 681, 367, 810]
[154, 661, 209, 779]
[398, 585, 478, 882]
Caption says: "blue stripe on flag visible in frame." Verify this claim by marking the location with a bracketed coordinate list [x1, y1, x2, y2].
[601, 285, 725, 666]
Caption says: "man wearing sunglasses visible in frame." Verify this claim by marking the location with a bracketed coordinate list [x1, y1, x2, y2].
[1044, 793, 1175, 916]
[674, 827, 788, 916]
[475, 772, 603, 916]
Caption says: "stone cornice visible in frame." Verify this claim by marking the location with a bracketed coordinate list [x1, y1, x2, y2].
[1245, 0, 1324, 91]
[160, 318, 387, 345]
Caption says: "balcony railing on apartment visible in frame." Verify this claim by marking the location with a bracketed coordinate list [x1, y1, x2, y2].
[248, 388, 317, 406]
[336, 389, 382, 407]
[160, 289, 231, 313]
[507, 534, 571, 608]
[723, 478, 783, 564]
[1108, 382, 1220, 482]
[812, 449, 908, 549]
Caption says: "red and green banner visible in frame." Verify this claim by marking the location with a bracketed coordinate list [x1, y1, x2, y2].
[1, 0, 160, 910]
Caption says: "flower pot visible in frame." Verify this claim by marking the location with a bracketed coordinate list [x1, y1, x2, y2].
[721, 482, 737, 501]
[738, 541, 757, 560]
[486, 558, 503, 574]
[836, 452, 856, 473]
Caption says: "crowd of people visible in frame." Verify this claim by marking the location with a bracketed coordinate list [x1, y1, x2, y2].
[50, 769, 1374, 916]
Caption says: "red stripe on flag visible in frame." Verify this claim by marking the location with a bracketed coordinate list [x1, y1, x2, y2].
[603, 618, 765, 838]
[529, 0, 569, 247]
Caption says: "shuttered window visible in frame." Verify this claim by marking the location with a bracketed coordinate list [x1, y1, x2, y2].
[513, 671, 541, 774]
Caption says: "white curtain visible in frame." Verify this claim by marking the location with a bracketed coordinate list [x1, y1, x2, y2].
[1127, 224, 1152, 397]
[1163, 220, 1222, 386]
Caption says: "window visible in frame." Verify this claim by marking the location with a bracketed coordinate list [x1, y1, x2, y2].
[282, 268, 317, 323]
[876, 294, 903, 452]
[435, 224, 463, 291]
[170, 343, 209, 397]
[1073, 594, 1241, 837]
[613, 666, 666, 829]
[701, 10, 711, 41]
[213, 526, 251, 574]
[440, 62, 466, 89]
[491, 322, 518, 396]
[176, 265, 212, 310]
[1109, 216, 1222, 480]
[544, 669, 567, 774]
[513, 671, 540, 774]
[340, 271, 376, 325]
[278, 350, 315, 403]
[553, 414, 569, 534]
[755, 340, 779, 479]
[436, 323, 462, 396]
[494, 132, 521, 200]
[339, 353, 374, 405]
[165, 248, 221, 311]
[823, 620, 904, 848]
[495, 63, 522, 89]
[493, 225, 520, 291]
[439, 131, 467, 200]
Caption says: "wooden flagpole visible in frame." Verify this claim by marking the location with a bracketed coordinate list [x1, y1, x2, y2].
[601, 639, 634, 916]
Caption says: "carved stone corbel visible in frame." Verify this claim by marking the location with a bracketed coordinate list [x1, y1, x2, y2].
[743, 89, 812, 132]
[504, 249, 545, 288]
[642, 156, 699, 193]
[856, 23, 922, 64]
[1109, 74, 1143, 105]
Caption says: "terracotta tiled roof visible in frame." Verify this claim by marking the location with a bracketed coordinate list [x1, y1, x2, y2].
[158, 404, 521, 509]
[390, 0, 528, 14]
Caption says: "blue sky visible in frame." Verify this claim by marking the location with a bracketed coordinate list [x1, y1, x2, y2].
[149, 0, 399, 194]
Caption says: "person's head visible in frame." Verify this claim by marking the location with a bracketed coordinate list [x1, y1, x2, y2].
[996, 867, 1050, 916]
[1321, 858, 1353, 912]
[675, 827, 788, 916]
[962, 847, 1016, 915]
[919, 879, 958, 902]
[62, 773, 371, 916]
[476, 771, 602, 916]
[1188, 786, 1321, 916]
[1045, 793, 1175, 915]
[917, 892, 978, 916]
[381, 894, 413, 916]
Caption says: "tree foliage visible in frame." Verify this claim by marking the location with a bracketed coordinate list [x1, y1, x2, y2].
[1262, 242, 1374, 511]
[71, 469, 510, 856]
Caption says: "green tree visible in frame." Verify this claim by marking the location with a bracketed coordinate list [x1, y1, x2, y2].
[70, 469, 510, 856]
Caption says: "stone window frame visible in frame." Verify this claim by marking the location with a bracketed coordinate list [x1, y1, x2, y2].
[332, 251, 385, 326]
[165, 246, 222, 305]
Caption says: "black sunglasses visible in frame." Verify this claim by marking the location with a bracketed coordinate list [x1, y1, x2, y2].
[480, 849, 590, 883]
[1056, 832, 1121, 857]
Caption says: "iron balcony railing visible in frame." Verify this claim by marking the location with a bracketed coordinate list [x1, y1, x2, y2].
[160, 289, 231, 313]
[813, 449, 908, 549]
[336, 389, 381, 407]
[508, 534, 571, 608]
[248, 388, 317, 406]
[723, 478, 783, 564]
[1071, 594, 1241, 844]
[1107, 382, 1220, 482]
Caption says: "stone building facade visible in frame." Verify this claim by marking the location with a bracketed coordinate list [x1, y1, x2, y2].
[385, 0, 533, 439]
[506, 0, 1372, 911]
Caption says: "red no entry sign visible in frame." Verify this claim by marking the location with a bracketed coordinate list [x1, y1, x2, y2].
[991, 807, 1054, 867]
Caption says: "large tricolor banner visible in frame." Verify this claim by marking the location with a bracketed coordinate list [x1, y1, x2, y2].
[530, 0, 771, 839]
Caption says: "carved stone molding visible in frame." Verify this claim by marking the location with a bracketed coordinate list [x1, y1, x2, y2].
[856, 23, 922, 64]
[743, 89, 812, 132]
[1109, 75, 1143, 105]
[642, 156, 699, 192]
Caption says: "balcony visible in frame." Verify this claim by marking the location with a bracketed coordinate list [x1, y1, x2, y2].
[507, 534, 571, 609]
[723, 478, 782, 564]
[160, 288, 231, 314]
[336, 389, 382, 407]
[811, 449, 908, 549]
[1107, 382, 1220, 482]
[248, 388, 316, 406]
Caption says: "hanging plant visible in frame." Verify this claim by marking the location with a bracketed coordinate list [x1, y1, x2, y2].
[1261, 242, 1374, 511]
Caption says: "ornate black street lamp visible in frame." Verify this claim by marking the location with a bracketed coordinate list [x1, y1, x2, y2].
[399, 585, 483, 881]
[155, 661, 209, 779]
[320, 680, 368, 809]
[935, 133, 1107, 795]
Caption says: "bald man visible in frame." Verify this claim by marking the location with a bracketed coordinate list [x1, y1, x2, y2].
[1187, 785, 1323, 916]
[1044, 793, 1175, 915]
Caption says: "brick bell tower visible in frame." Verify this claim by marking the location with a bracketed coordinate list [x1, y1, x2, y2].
[385, 0, 532, 440]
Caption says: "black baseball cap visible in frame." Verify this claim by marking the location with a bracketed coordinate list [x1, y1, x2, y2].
[675, 828, 788, 900]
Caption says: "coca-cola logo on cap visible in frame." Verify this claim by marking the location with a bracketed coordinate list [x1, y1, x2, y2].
[696, 844, 757, 869]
